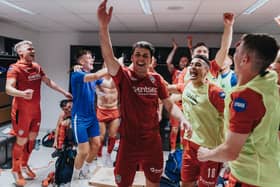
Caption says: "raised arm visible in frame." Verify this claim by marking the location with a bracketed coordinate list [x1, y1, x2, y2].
[97, 0, 120, 76]
[215, 13, 235, 68]
[166, 38, 178, 73]
[186, 36, 193, 52]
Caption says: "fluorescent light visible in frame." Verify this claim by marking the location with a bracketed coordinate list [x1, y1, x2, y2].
[243, 0, 270, 15]
[139, 0, 152, 15]
[0, 0, 35, 15]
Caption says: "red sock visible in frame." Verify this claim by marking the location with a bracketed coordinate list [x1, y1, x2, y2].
[170, 131, 177, 151]
[22, 140, 35, 167]
[12, 143, 24, 172]
[107, 137, 116, 154]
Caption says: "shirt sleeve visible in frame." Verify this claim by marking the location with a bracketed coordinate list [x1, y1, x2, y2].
[208, 83, 225, 113]
[72, 72, 85, 84]
[40, 66, 46, 77]
[228, 88, 266, 134]
[112, 67, 124, 86]
[6, 64, 18, 79]
[157, 75, 169, 100]
[209, 60, 220, 78]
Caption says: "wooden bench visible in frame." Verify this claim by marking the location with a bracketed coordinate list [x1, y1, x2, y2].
[89, 167, 145, 187]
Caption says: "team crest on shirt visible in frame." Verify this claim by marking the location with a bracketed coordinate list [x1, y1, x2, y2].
[149, 75, 156, 84]
[18, 129, 24, 136]
[233, 98, 247, 112]
[115, 174, 122, 183]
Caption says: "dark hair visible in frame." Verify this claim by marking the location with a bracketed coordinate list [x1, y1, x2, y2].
[131, 41, 155, 57]
[242, 34, 279, 76]
[192, 54, 210, 66]
[60, 99, 72, 108]
[192, 42, 208, 52]
[76, 50, 92, 63]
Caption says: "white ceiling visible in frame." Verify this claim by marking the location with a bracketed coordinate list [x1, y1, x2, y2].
[0, 0, 279, 34]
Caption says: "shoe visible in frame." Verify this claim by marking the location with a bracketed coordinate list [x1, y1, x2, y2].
[42, 172, 54, 187]
[22, 165, 36, 179]
[79, 170, 90, 180]
[12, 170, 26, 187]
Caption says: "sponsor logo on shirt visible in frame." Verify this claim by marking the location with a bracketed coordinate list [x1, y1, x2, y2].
[150, 167, 163, 174]
[28, 74, 41, 81]
[185, 92, 198, 105]
[132, 86, 157, 96]
[233, 98, 247, 112]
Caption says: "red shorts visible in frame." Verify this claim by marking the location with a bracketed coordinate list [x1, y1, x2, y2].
[96, 107, 120, 123]
[11, 108, 41, 138]
[227, 173, 257, 187]
[114, 134, 163, 186]
[181, 140, 222, 187]
[169, 116, 180, 128]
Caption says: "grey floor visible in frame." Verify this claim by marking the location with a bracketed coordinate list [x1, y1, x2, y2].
[0, 131, 170, 187]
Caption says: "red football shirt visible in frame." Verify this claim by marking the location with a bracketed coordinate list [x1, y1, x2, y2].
[113, 67, 169, 142]
[7, 60, 45, 111]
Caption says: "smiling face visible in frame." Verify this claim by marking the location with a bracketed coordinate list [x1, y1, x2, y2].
[17, 43, 35, 63]
[62, 101, 72, 116]
[131, 47, 152, 77]
[179, 56, 189, 70]
[79, 52, 94, 72]
[188, 57, 209, 86]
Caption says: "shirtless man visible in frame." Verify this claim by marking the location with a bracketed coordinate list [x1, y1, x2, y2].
[96, 67, 120, 167]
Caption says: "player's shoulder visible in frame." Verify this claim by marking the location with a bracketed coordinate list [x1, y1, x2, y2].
[230, 88, 262, 112]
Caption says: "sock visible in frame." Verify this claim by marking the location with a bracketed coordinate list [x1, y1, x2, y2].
[12, 143, 24, 172]
[22, 140, 35, 167]
[72, 167, 81, 180]
[82, 161, 91, 174]
[107, 136, 116, 154]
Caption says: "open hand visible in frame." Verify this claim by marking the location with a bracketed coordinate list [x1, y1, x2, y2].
[97, 0, 113, 28]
